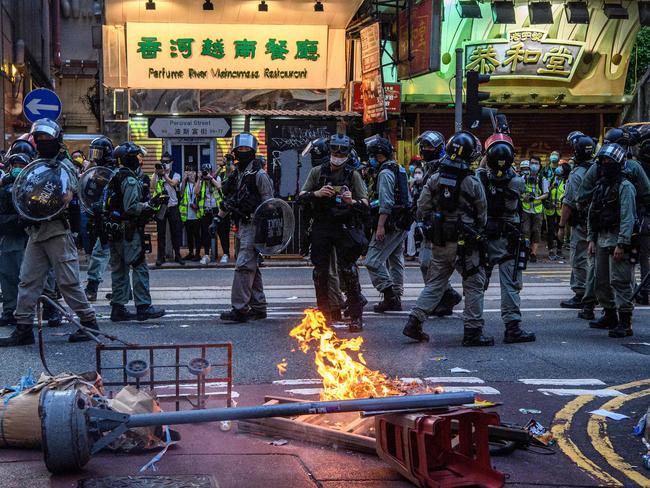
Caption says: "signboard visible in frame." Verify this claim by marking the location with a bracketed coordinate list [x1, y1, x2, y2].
[359, 23, 387, 125]
[23, 88, 62, 123]
[126, 23, 329, 90]
[397, 0, 442, 80]
[464, 29, 585, 81]
[352, 82, 401, 114]
[148, 117, 231, 138]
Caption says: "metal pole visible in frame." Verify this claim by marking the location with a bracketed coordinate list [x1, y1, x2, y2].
[127, 392, 475, 428]
[455, 47, 464, 132]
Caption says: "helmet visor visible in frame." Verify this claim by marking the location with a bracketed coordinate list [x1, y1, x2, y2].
[330, 144, 350, 157]
[88, 147, 105, 162]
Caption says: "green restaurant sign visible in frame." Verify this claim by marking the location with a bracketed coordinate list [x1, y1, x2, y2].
[464, 29, 585, 81]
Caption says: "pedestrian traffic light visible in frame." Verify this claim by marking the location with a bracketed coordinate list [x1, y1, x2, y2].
[464, 70, 491, 129]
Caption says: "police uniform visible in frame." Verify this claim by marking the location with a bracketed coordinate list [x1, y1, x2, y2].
[300, 161, 368, 331]
[587, 143, 636, 337]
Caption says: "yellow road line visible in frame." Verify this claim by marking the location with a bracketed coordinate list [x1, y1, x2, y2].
[587, 387, 650, 486]
[551, 395, 623, 486]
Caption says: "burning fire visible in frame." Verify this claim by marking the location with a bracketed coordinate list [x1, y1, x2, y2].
[277, 358, 288, 375]
[284, 309, 440, 401]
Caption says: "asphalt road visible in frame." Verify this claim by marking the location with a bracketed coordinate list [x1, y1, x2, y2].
[1, 261, 649, 486]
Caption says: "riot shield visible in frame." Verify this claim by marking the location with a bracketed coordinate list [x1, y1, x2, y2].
[78, 166, 115, 215]
[12, 158, 78, 222]
[252, 198, 295, 255]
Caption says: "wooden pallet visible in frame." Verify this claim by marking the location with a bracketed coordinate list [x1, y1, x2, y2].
[237, 396, 377, 454]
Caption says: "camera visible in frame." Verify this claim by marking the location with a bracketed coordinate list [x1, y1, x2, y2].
[155, 163, 163, 170]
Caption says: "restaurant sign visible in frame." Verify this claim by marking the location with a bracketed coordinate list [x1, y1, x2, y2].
[464, 29, 585, 81]
[126, 23, 329, 89]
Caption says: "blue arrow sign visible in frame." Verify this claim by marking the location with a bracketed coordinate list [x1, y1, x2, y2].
[23, 88, 62, 123]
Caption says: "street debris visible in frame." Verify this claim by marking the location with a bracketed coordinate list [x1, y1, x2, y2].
[179, 324, 191, 328]
[519, 408, 542, 415]
[430, 356, 448, 362]
[633, 414, 647, 436]
[525, 419, 555, 446]
[589, 409, 629, 421]
[450, 367, 472, 373]
[277, 358, 287, 375]
[269, 439, 289, 446]
[286, 296, 298, 300]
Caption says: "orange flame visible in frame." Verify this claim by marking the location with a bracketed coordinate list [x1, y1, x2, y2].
[277, 358, 288, 376]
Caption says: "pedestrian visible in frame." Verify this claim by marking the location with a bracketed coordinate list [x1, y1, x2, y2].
[84, 136, 116, 301]
[402, 131, 493, 346]
[196, 162, 224, 265]
[364, 135, 411, 313]
[520, 158, 548, 262]
[152, 152, 184, 266]
[406, 166, 425, 260]
[0, 119, 98, 346]
[587, 143, 636, 337]
[544, 163, 567, 260]
[476, 133, 535, 343]
[179, 164, 201, 262]
[299, 133, 368, 332]
[211, 133, 274, 323]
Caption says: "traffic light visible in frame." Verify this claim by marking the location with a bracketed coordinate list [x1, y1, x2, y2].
[465, 70, 491, 129]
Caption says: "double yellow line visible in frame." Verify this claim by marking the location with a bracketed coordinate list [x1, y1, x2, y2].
[552, 379, 650, 486]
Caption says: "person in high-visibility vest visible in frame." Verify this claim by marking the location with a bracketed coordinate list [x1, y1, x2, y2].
[195, 162, 223, 265]
[151, 153, 184, 266]
[179, 165, 201, 261]
[520, 158, 549, 263]
[545, 163, 569, 260]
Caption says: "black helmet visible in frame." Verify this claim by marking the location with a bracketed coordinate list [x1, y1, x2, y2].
[567, 130, 585, 145]
[329, 133, 352, 156]
[604, 126, 640, 147]
[485, 141, 515, 178]
[306, 137, 329, 166]
[4, 153, 31, 168]
[572, 135, 595, 163]
[30, 118, 64, 159]
[8, 139, 37, 160]
[445, 131, 479, 163]
[417, 131, 445, 161]
[596, 143, 626, 165]
[88, 136, 114, 165]
[113, 142, 142, 171]
[365, 135, 393, 158]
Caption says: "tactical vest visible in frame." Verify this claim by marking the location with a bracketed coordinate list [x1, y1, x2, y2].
[223, 159, 263, 220]
[435, 159, 471, 213]
[105, 168, 138, 217]
[478, 171, 518, 219]
[545, 179, 565, 217]
[373, 162, 411, 209]
[521, 175, 543, 214]
[589, 177, 622, 234]
[311, 164, 356, 220]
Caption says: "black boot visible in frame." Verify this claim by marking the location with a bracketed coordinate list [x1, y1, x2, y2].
[504, 321, 536, 344]
[589, 308, 618, 330]
[330, 308, 343, 322]
[136, 305, 166, 321]
[110, 304, 136, 322]
[0, 323, 34, 347]
[431, 288, 462, 317]
[344, 295, 368, 318]
[609, 311, 633, 338]
[578, 305, 595, 321]
[349, 316, 363, 333]
[0, 316, 16, 327]
[462, 328, 495, 347]
[220, 308, 248, 323]
[636, 292, 649, 306]
[373, 287, 402, 313]
[68, 319, 99, 343]
[84, 280, 99, 302]
[560, 294, 584, 309]
[247, 309, 267, 320]
[175, 254, 185, 266]
[402, 316, 429, 342]
[42, 303, 62, 328]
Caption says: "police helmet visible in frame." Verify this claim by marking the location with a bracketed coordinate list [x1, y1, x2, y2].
[572, 135, 596, 162]
[233, 132, 258, 152]
[8, 139, 37, 160]
[307, 137, 330, 166]
[445, 131, 479, 163]
[417, 131, 445, 160]
[349, 148, 361, 169]
[596, 143, 626, 165]
[604, 127, 640, 147]
[485, 141, 515, 178]
[88, 136, 114, 165]
[113, 142, 142, 171]
[30, 118, 62, 141]
[364, 135, 393, 158]
[4, 153, 31, 169]
[567, 130, 585, 145]
[329, 133, 352, 156]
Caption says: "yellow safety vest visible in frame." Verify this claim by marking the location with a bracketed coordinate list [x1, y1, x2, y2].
[179, 182, 196, 222]
[544, 179, 565, 216]
[521, 177, 543, 214]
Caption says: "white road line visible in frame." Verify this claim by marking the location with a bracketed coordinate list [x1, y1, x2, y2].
[537, 388, 625, 397]
[519, 378, 606, 386]
[284, 385, 500, 396]
[423, 377, 485, 384]
[284, 388, 323, 396]
[273, 378, 322, 385]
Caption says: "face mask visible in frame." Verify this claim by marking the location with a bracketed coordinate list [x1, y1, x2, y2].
[550, 155, 559, 164]
[10, 167, 22, 178]
[368, 157, 378, 169]
[330, 155, 346, 167]
[555, 167, 564, 177]
[413, 173, 423, 182]
[520, 168, 530, 175]
[234, 150, 255, 165]
[602, 162, 620, 179]
[530, 163, 540, 174]
[421, 149, 438, 162]
[36, 140, 60, 158]
[409, 164, 415, 174]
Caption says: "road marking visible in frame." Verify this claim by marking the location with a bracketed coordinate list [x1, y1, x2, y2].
[422, 377, 485, 384]
[273, 379, 322, 385]
[284, 388, 323, 396]
[519, 379, 606, 386]
[538, 388, 625, 397]
[283, 385, 500, 396]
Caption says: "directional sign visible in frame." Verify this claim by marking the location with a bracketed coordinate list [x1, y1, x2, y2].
[23, 88, 62, 123]
[148, 117, 232, 138]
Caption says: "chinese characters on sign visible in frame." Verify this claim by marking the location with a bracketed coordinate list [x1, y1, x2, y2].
[126, 23, 331, 89]
[359, 23, 387, 125]
[397, 0, 441, 79]
[464, 30, 584, 81]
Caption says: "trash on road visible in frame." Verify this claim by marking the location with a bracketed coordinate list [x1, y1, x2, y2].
[179, 324, 191, 328]
[269, 439, 289, 446]
[431, 356, 448, 362]
[589, 409, 629, 421]
[450, 367, 472, 373]
[525, 419, 555, 446]
[519, 408, 542, 415]
[633, 414, 646, 435]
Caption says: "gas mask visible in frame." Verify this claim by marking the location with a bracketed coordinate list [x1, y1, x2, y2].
[234, 149, 255, 165]
[330, 155, 346, 167]
[36, 139, 60, 159]
[420, 149, 438, 162]
[602, 161, 620, 179]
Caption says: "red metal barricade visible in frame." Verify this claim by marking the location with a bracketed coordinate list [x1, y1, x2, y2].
[375, 408, 505, 488]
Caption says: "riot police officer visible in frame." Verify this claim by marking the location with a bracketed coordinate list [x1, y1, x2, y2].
[299, 134, 369, 332]
[0, 119, 98, 346]
[106, 142, 166, 322]
[211, 133, 274, 323]
[365, 136, 410, 313]
[402, 131, 493, 346]
[415, 130, 462, 317]
[0, 153, 31, 327]
[84, 136, 115, 301]
[587, 143, 636, 337]
[476, 134, 535, 343]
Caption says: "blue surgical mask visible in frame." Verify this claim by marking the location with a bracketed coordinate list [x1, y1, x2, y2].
[550, 155, 560, 164]
[409, 164, 415, 174]
[369, 157, 378, 169]
[10, 167, 22, 178]
[555, 167, 563, 177]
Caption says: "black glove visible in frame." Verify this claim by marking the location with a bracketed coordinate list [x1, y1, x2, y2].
[150, 193, 170, 208]
[208, 215, 222, 237]
[1, 174, 16, 186]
